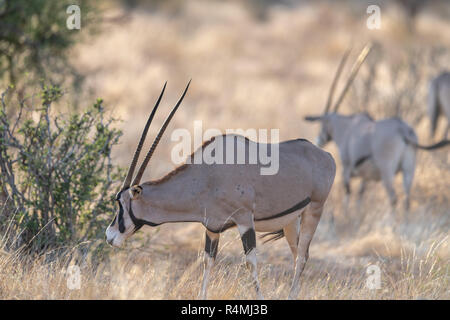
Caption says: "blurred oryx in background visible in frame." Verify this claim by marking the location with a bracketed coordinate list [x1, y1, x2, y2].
[305, 45, 450, 211]
[428, 71, 450, 139]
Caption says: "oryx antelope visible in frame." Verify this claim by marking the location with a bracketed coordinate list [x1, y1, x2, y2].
[428, 71, 450, 139]
[305, 46, 450, 210]
[105, 81, 336, 300]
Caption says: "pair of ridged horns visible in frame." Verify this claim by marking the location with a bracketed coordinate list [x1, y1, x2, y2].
[121, 80, 191, 190]
[323, 43, 373, 114]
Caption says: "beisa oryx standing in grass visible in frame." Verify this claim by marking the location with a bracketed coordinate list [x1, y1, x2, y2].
[428, 71, 450, 139]
[305, 45, 450, 212]
[105, 81, 336, 300]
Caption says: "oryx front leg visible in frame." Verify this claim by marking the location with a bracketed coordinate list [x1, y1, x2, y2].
[236, 220, 264, 300]
[200, 230, 219, 300]
[288, 202, 323, 300]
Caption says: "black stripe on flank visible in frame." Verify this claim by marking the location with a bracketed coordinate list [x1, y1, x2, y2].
[355, 155, 370, 167]
[255, 197, 311, 222]
[241, 228, 256, 255]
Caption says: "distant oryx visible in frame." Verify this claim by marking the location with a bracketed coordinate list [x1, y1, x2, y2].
[305, 46, 450, 210]
[105, 81, 336, 300]
[428, 71, 450, 139]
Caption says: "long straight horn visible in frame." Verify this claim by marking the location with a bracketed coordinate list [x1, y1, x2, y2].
[332, 43, 372, 113]
[131, 80, 191, 186]
[324, 46, 352, 114]
[121, 82, 167, 190]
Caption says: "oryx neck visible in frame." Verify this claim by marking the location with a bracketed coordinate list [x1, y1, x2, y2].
[138, 178, 205, 225]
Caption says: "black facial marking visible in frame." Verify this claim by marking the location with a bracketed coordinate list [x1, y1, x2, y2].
[128, 199, 160, 233]
[111, 190, 124, 229]
[128, 199, 144, 233]
[255, 197, 311, 222]
[241, 228, 256, 255]
[205, 233, 219, 259]
[118, 201, 125, 233]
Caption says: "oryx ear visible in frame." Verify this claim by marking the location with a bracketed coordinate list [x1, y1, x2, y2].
[304, 115, 323, 122]
[129, 185, 143, 200]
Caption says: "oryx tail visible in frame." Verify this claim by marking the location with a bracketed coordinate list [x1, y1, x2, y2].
[406, 138, 450, 150]
[400, 124, 450, 150]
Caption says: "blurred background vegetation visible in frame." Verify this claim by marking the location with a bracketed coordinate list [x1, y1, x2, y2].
[0, 0, 448, 299]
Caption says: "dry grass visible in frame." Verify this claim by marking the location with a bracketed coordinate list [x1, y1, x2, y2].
[0, 206, 448, 299]
[1, 0, 449, 299]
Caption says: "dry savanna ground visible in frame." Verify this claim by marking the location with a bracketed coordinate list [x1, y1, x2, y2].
[0, 0, 449, 299]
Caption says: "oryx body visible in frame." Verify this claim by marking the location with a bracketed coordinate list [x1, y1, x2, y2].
[304, 44, 450, 210]
[429, 71, 450, 139]
[105, 82, 336, 300]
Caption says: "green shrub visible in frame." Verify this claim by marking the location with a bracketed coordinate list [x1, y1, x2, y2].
[0, 0, 97, 89]
[0, 85, 122, 252]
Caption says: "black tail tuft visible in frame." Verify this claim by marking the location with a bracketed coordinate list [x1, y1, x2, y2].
[413, 139, 450, 150]
[259, 230, 284, 244]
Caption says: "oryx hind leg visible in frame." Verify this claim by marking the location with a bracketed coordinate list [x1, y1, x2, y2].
[234, 215, 264, 300]
[381, 172, 397, 209]
[199, 230, 220, 300]
[376, 157, 399, 210]
[400, 146, 416, 213]
[288, 201, 323, 300]
[342, 165, 352, 214]
[374, 140, 404, 210]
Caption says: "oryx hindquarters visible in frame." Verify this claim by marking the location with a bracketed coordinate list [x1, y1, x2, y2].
[428, 72, 450, 139]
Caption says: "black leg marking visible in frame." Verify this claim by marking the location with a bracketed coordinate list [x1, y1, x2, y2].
[205, 233, 219, 259]
[345, 182, 351, 195]
[241, 228, 256, 255]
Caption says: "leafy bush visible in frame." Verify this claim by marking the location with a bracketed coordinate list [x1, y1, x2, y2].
[0, 0, 97, 89]
[0, 85, 122, 251]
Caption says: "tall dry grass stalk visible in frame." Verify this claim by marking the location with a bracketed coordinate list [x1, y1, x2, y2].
[0, 202, 448, 299]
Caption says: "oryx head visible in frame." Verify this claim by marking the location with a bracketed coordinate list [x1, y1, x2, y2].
[305, 44, 372, 147]
[106, 81, 191, 247]
[304, 114, 334, 147]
